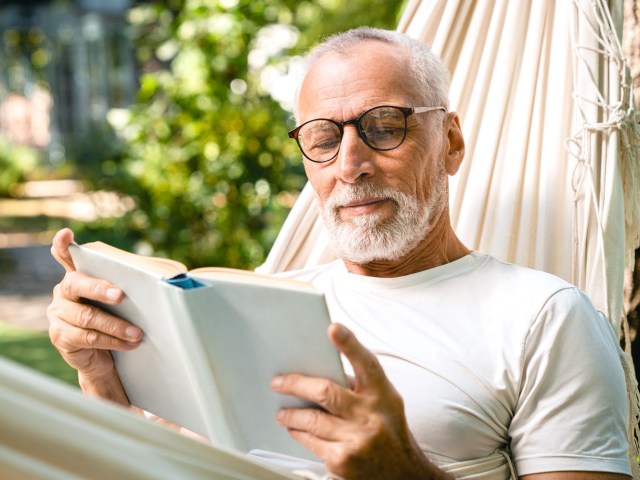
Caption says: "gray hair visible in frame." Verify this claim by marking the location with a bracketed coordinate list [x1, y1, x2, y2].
[293, 27, 450, 121]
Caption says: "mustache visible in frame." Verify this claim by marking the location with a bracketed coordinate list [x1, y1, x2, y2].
[324, 183, 403, 210]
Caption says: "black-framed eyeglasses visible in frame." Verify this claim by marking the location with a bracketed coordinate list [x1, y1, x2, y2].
[288, 105, 446, 163]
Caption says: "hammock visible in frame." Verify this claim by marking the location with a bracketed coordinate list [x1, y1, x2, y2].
[261, 0, 640, 475]
[2, 0, 639, 478]
[264, 0, 640, 330]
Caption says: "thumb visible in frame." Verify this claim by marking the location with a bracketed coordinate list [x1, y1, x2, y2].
[51, 228, 77, 272]
[328, 323, 386, 390]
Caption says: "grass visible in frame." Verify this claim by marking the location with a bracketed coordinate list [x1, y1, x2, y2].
[0, 321, 79, 387]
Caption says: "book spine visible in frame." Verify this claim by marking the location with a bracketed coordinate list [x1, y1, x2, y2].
[160, 283, 237, 448]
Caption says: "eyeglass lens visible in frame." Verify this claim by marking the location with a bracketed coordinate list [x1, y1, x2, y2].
[297, 106, 407, 162]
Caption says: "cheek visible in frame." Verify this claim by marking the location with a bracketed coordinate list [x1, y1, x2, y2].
[304, 163, 334, 202]
[410, 141, 445, 193]
[386, 146, 434, 196]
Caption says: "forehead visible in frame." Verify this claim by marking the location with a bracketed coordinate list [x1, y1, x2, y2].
[298, 41, 417, 122]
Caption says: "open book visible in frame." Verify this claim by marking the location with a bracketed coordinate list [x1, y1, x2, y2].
[69, 241, 346, 462]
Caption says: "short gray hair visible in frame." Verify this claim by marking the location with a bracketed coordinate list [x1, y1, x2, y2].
[293, 27, 450, 121]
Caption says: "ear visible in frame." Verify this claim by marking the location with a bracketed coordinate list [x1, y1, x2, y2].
[444, 112, 465, 175]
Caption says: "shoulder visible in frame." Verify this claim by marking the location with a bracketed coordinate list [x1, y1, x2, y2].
[475, 262, 630, 475]
[447, 253, 597, 324]
[470, 253, 573, 294]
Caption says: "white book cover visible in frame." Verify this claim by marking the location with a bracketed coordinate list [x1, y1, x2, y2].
[69, 242, 346, 461]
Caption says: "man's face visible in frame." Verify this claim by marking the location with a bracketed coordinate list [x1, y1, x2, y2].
[297, 41, 450, 264]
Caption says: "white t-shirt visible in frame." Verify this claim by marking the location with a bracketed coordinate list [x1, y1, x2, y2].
[282, 252, 631, 476]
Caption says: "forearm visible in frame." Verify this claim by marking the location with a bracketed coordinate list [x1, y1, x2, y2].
[78, 366, 130, 407]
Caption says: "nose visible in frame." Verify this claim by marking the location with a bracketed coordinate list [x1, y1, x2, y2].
[336, 124, 375, 183]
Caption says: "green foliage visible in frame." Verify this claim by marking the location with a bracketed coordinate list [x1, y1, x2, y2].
[0, 136, 42, 196]
[82, 0, 406, 269]
[0, 322, 78, 387]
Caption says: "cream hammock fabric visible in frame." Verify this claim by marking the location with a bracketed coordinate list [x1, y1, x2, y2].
[263, 0, 640, 334]
[2, 0, 640, 478]
[261, 0, 640, 475]
[0, 356, 515, 479]
[0, 357, 302, 480]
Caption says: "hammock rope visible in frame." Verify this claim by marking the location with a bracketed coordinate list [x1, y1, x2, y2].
[568, 0, 640, 474]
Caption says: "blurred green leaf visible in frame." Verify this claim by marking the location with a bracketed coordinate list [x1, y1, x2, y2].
[0, 322, 78, 387]
[77, 0, 406, 269]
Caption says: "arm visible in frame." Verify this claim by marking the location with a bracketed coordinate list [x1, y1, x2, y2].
[47, 228, 143, 406]
[272, 323, 632, 480]
[271, 323, 453, 480]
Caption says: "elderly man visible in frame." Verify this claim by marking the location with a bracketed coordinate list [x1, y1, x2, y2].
[48, 28, 631, 479]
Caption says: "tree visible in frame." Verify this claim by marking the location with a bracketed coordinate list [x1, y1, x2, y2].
[84, 0, 406, 269]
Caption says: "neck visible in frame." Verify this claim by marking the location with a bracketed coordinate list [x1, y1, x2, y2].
[341, 208, 471, 278]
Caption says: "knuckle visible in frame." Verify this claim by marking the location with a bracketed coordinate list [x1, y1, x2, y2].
[84, 329, 99, 347]
[364, 354, 382, 375]
[48, 323, 79, 358]
[304, 409, 321, 432]
[60, 272, 79, 298]
[87, 281, 105, 299]
[364, 414, 385, 434]
[48, 323, 61, 346]
[59, 277, 72, 299]
[78, 304, 98, 329]
[314, 379, 335, 405]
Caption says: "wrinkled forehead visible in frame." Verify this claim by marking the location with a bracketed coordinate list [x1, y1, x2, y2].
[296, 42, 417, 122]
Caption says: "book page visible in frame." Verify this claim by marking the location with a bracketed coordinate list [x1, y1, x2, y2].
[81, 241, 187, 278]
[190, 267, 317, 293]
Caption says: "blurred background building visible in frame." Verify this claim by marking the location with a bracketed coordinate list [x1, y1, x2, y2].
[0, 0, 136, 164]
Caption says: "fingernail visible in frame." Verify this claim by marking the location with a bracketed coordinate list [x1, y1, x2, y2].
[125, 326, 142, 341]
[105, 288, 122, 302]
[271, 376, 283, 390]
[275, 410, 285, 422]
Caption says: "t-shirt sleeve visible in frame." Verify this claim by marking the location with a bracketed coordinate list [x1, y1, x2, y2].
[509, 287, 631, 476]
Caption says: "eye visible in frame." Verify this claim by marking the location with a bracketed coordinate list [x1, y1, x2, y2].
[361, 108, 406, 146]
[300, 122, 340, 152]
[365, 125, 404, 141]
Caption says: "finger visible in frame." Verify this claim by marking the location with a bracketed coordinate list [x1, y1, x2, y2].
[49, 336, 116, 375]
[285, 428, 345, 467]
[60, 271, 124, 305]
[271, 374, 353, 415]
[51, 228, 76, 272]
[50, 320, 141, 353]
[50, 294, 142, 343]
[284, 430, 356, 480]
[275, 407, 345, 441]
[328, 323, 386, 390]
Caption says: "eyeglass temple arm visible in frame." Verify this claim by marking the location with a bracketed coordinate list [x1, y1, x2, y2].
[413, 106, 447, 113]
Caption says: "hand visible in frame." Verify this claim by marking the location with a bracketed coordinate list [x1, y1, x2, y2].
[271, 323, 451, 480]
[47, 228, 143, 405]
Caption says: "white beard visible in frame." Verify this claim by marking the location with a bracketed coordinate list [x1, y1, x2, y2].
[319, 179, 446, 265]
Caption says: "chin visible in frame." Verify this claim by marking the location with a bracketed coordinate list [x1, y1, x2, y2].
[331, 222, 429, 265]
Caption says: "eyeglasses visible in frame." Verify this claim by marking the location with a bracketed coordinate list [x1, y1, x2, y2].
[288, 105, 446, 163]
